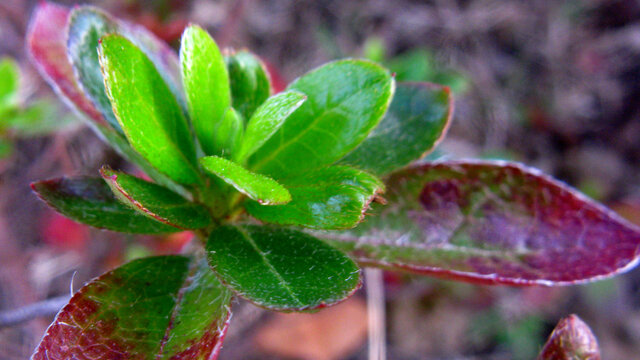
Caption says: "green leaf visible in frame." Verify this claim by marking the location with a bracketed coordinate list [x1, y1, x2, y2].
[200, 155, 291, 205]
[99, 35, 201, 186]
[214, 107, 243, 158]
[32, 255, 233, 360]
[206, 225, 360, 311]
[248, 59, 395, 178]
[67, 7, 122, 134]
[6, 100, 77, 137]
[32, 177, 180, 234]
[225, 50, 271, 121]
[0, 57, 19, 108]
[245, 166, 384, 229]
[0, 139, 12, 159]
[235, 90, 307, 164]
[339, 82, 452, 175]
[100, 167, 212, 230]
[180, 25, 231, 156]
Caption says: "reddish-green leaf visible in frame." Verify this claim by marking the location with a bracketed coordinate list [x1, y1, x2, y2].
[32, 177, 180, 234]
[339, 82, 452, 176]
[206, 225, 361, 311]
[538, 314, 601, 360]
[245, 166, 384, 229]
[27, 2, 105, 125]
[100, 167, 212, 230]
[32, 255, 233, 360]
[324, 161, 640, 285]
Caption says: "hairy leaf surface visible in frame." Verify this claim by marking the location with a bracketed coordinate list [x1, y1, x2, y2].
[248, 59, 394, 178]
[100, 167, 212, 230]
[339, 82, 452, 175]
[32, 256, 232, 360]
[323, 161, 640, 285]
[225, 50, 271, 121]
[32, 177, 179, 234]
[206, 225, 360, 311]
[245, 166, 384, 229]
[99, 35, 200, 185]
[200, 156, 291, 205]
[181, 25, 230, 156]
[235, 90, 307, 163]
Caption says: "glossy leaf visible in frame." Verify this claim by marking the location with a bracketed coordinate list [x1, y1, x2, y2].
[32, 177, 179, 234]
[100, 167, 212, 230]
[214, 107, 243, 158]
[225, 50, 271, 121]
[200, 156, 291, 205]
[323, 161, 640, 285]
[206, 225, 361, 311]
[235, 90, 307, 164]
[99, 35, 200, 185]
[248, 59, 394, 178]
[0, 57, 19, 107]
[538, 314, 601, 360]
[246, 166, 384, 229]
[67, 7, 122, 134]
[27, 3, 185, 194]
[181, 25, 230, 156]
[339, 82, 452, 175]
[32, 255, 232, 360]
[27, 2, 105, 125]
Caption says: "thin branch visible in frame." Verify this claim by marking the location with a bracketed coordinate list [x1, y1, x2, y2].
[0, 295, 69, 329]
[365, 268, 387, 360]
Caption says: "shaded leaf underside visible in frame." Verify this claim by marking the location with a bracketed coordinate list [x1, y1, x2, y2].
[324, 160, 640, 285]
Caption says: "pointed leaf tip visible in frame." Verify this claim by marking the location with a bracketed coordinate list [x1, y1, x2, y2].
[538, 315, 601, 360]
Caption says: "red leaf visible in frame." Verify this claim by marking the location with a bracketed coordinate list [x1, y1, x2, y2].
[27, 2, 106, 125]
[325, 160, 640, 285]
[538, 314, 601, 360]
[41, 212, 89, 251]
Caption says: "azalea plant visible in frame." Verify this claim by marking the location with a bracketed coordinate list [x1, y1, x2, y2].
[22, 2, 640, 359]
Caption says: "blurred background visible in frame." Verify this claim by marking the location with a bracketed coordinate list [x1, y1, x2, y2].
[3, 0, 640, 359]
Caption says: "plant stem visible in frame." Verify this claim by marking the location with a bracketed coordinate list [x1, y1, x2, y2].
[0, 295, 70, 328]
[366, 268, 387, 360]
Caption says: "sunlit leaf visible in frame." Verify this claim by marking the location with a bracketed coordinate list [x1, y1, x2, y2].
[235, 90, 306, 164]
[248, 59, 394, 179]
[323, 161, 640, 285]
[32, 177, 179, 234]
[100, 167, 212, 230]
[246, 166, 384, 229]
[206, 225, 361, 311]
[200, 156, 291, 205]
[99, 35, 201, 185]
[32, 256, 232, 360]
[181, 25, 231, 156]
